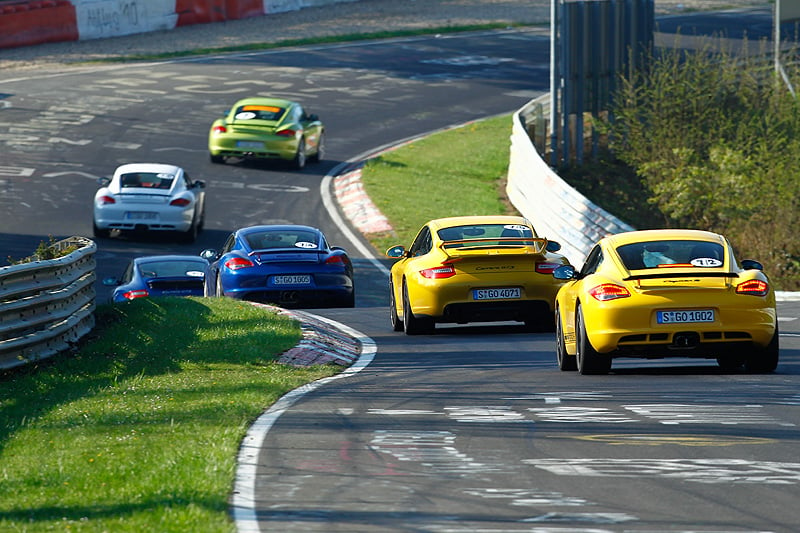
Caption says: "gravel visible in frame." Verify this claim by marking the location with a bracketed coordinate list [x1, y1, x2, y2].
[0, 0, 769, 72]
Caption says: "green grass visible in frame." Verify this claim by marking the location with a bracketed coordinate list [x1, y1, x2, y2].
[360, 114, 519, 254]
[0, 298, 338, 532]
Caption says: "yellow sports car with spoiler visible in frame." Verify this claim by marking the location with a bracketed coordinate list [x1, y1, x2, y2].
[552, 229, 778, 375]
[386, 215, 570, 334]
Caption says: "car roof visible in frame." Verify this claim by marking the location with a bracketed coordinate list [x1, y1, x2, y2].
[114, 163, 183, 176]
[237, 224, 321, 236]
[231, 97, 295, 109]
[133, 255, 207, 264]
[427, 215, 531, 231]
[603, 229, 725, 247]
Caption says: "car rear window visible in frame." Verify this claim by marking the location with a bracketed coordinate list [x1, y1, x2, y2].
[438, 224, 535, 248]
[247, 230, 320, 250]
[234, 105, 285, 121]
[120, 172, 174, 189]
[616, 240, 725, 270]
[137, 261, 206, 278]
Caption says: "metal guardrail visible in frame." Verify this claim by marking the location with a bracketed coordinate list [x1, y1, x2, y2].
[0, 236, 96, 370]
[506, 95, 635, 267]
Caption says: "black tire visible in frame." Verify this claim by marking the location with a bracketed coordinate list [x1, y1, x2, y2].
[92, 221, 110, 239]
[292, 139, 306, 170]
[210, 153, 224, 164]
[555, 306, 577, 371]
[576, 304, 611, 375]
[389, 281, 404, 332]
[744, 326, 779, 373]
[310, 132, 324, 163]
[402, 281, 434, 335]
[180, 219, 198, 244]
[339, 289, 356, 308]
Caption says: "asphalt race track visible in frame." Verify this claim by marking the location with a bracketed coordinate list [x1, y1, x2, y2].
[2, 9, 800, 532]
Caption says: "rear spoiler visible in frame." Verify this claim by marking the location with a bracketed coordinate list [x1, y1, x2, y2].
[624, 271, 738, 281]
[440, 237, 548, 254]
[248, 247, 319, 256]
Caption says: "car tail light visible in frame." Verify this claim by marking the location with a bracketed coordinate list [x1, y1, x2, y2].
[420, 264, 456, 279]
[535, 262, 561, 274]
[169, 198, 191, 207]
[325, 255, 345, 265]
[589, 283, 631, 301]
[276, 128, 296, 138]
[97, 195, 115, 205]
[123, 289, 148, 300]
[224, 257, 254, 271]
[212, 125, 227, 134]
[736, 279, 768, 296]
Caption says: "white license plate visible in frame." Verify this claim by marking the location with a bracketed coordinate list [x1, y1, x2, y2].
[473, 287, 521, 300]
[236, 141, 263, 148]
[657, 309, 714, 324]
[272, 275, 311, 286]
[125, 212, 157, 220]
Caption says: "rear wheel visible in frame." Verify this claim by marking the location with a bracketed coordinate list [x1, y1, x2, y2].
[92, 221, 110, 239]
[555, 306, 577, 371]
[310, 132, 325, 163]
[402, 281, 433, 335]
[292, 139, 306, 170]
[389, 281, 404, 332]
[210, 153, 224, 164]
[576, 304, 611, 375]
[744, 326, 779, 373]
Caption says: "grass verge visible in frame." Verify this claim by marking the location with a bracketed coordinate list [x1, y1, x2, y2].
[0, 297, 338, 532]
[359, 114, 520, 254]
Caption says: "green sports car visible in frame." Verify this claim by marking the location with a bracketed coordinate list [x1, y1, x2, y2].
[208, 97, 324, 169]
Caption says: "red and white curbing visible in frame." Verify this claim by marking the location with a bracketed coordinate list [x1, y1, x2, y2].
[250, 303, 361, 366]
[333, 163, 394, 235]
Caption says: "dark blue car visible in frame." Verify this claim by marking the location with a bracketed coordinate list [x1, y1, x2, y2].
[201, 224, 354, 308]
[104, 255, 208, 303]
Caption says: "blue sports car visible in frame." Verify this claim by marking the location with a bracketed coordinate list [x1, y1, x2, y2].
[103, 255, 208, 303]
[201, 224, 355, 308]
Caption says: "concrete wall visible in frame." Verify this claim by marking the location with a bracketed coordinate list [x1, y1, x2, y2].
[0, 0, 356, 49]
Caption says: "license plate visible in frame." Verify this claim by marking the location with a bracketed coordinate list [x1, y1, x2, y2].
[125, 212, 157, 220]
[236, 141, 263, 148]
[473, 287, 521, 300]
[272, 275, 311, 285]
[657, 309, 714, 324]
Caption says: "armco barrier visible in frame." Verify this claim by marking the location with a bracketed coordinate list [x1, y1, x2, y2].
[0, 237, 96, 370]
[506, 95, 635, 267]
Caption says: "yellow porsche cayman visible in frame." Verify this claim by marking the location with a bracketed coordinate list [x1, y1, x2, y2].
[552, 229, 778, 375]
[386, 215, 571, 334]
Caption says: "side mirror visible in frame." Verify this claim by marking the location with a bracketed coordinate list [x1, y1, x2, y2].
[546, 240, 562, 253]
[193, 180, 206, 189]
[386, 245, 407, 258]
[200, 249, 218, 260]
[308, 114, 319, 122]
[741, 259, 763, 271]
[98, 177, 110, 187]
[553, 264, 577, 280]
[102, 276, 120, 286]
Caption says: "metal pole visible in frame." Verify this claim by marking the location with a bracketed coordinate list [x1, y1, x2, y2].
[550, 0, 559, 166]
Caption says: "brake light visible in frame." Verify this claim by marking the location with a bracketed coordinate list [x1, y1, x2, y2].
[325, 255, 345, 265]
[212, 125, 227, 134]
[224, 257, 254, 270]
[589, 283, 631, 301]
[276, 128, 296, 138]
[123, 289, 148, 300]
[169, 198, 191, 207]
[420, 265, 456, 279]
[98, 195, 115, 205]
[736, 279, 768, 296]
[535, 262, 561, 274]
